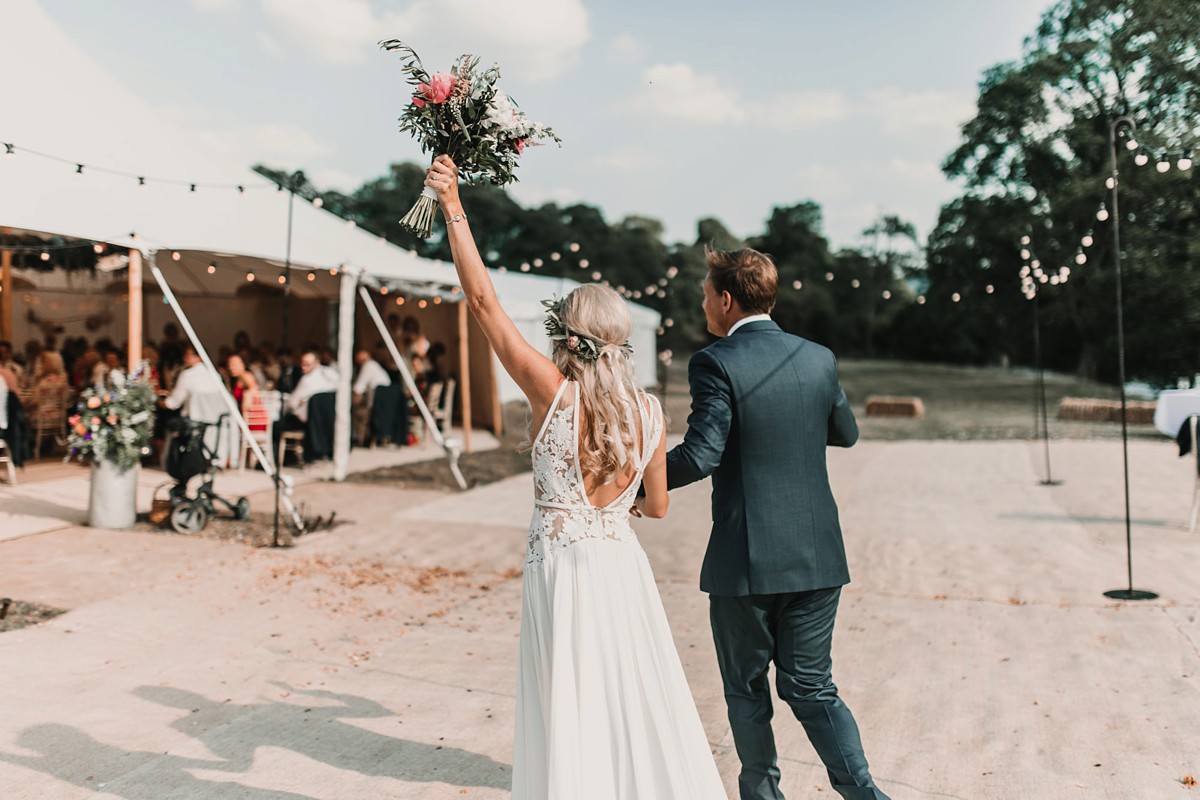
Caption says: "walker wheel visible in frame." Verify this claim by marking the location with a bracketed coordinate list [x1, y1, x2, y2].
[169, 500, 209, 534]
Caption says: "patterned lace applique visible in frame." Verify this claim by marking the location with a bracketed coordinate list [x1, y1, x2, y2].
[525, 385, 661, 566]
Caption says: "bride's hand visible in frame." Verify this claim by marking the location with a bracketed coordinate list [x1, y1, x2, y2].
[425, 155, 461, 211]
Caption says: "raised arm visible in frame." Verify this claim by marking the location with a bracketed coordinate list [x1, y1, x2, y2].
[425, 156, 563, 413]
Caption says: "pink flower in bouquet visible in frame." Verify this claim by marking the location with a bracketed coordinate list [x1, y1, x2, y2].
[566, 335, 579, 349]
[514, 137, 528, 154]
[106, 414, 118, 425]
[90, 417, 102, 427]
[86, 396, 101, 409]
[74, 423, 87, 435]
[426, 73, 456, 103]
[412, 84, 428, 108]
[69, 414, 80, 424]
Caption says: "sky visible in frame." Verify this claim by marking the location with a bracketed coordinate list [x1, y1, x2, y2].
[41, 0, 1054, 249]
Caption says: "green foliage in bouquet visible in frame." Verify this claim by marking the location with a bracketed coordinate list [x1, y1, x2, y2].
[66, 368, 157, 471]
[380, 40, 561, 236]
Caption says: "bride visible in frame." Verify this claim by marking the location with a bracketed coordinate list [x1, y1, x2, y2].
[425, 156, 727, 798]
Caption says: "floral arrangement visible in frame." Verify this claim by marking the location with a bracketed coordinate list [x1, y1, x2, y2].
[542, 297, 632, 362]
[380, 40, 561, 237]
[66, 367, 157, 471]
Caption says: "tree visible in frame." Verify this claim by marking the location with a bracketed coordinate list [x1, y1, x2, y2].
[934, 0, 1200, 382]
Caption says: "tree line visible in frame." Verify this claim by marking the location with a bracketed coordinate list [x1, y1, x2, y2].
[258, 0, 1198, 387]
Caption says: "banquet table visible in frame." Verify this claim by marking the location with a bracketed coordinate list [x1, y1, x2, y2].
[1153, 389, 1200, 438]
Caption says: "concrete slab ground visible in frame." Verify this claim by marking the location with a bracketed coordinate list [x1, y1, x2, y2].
[0, 435, 1197, 799]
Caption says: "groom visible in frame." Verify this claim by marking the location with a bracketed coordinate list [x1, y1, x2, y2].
[665, 248, 890, 800]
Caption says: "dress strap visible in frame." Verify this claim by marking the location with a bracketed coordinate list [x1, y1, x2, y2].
[533, 379, 571, 444]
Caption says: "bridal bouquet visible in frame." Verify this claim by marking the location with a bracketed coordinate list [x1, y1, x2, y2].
[381, 40, 561, 237]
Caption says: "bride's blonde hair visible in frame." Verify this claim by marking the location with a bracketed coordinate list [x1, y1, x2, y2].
[546, 284, 645, 485]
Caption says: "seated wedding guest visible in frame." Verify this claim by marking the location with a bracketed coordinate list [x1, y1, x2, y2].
[398, 316, 430, 380]
[31, 352, 69, 403]
[425, 341, 448, 385]
[21, 340, 44, 389]
[0, 340, 23, 383]
[72, 348, 100, 390]
[141, 344, 162, 388]
[352, 348, 391, 445]
[275, 350, 338, 454]
[274, 347, 301, 394]
[226, 353, 261, 403]
[161, 345, 223, 418]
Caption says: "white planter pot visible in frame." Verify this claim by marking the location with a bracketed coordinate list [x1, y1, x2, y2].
[88, 460, 138, 529]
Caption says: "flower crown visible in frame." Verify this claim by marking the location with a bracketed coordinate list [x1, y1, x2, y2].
[542, 297, 632, 362]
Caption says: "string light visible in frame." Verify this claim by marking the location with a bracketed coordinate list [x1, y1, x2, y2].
[532, 258, 543, 268]
[1134, 152, 1150, 166]
[825, 272, 834, 281]
[380, 286, 389, 295]
[1156, 152, 1171, 173]
[1125, 138, 1139, 151]
[277, 275, 286, 285]
[1097, 207, 1110, 221]
[246, 272, 255, 282]
[312, 197, 324, 207]
[433, 296, 442, 304]
[917, 296, 926, 305]
[1105, 176, 1116, 189]
[306, 272, 316, 281]
[1081, 234, 1093, 247]
[418, 299, 427, 308]
[207, 264, 216, 274]
[1075, 253, 1087, 265]
[792, 280, 803, 290]
[984, 285, 994, 294]
[882, 289, 892, 299]
[1179, 151, 1193, 171]
[395, 296, 405, 305]
[850, 279, 860, 288]
[951, 293, 961, 303]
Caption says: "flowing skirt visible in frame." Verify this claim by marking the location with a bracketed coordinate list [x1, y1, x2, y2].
[512, 537, 727, 799]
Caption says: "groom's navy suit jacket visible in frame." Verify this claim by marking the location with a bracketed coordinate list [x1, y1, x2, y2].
[666, 320, 858, 597]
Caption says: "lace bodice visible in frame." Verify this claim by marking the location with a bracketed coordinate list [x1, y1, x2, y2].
[526, 381, 663, 566]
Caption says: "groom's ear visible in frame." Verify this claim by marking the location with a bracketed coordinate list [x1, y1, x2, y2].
[721, 290, 735, 314]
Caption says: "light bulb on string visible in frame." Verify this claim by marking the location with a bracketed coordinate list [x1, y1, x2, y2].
[664, 318, 674, 328]
[792, 280, 803, 290]
[658, 278, 668, 287]
[1179, 151, 1193, 171]
[171, 251, 181, 261]
[1060, 266, 1071, 278]
[1020, 235, 1031, 245]
[1134, 152, 1149, 166]
[246, 272, 256, 282]
[917, 296, 926, 305]
[1096, 206, 1109, 221]
[579, 259, 589, 268]
[532, 258, 543, 268]
[1038, 273, 1048, 284]
[1020, 266, 1030, 278]
[497, 266, 507, 273]
[1081, 234, 1093, 247]
[850, 279, 860, 288]
[1156, 152, 1171, 172]
[93, 243, 104, 254]
[550, 252, 560, 261]
[632, 291, 642, 299]
[306, 272, 315, 281]
[380, 286, 389, 295]
[520, 263, 530, 272]
[3, 143, 13, 155]
[825, 272, 834, 281]
[40, 250, 50, 261]
[1125, 138, 1138, 151]
[395, 296, 405, 305]
[1075, 253, 1087, 265]
[1105, 176, 1115, 190]
[75, 163, 84, 175]
[433, 297, 442, 305]
[1031, 259, 1040, 269]
[1020, 248, 1031, 260]
[312, 197, 324, 207]
[277, 275, 286, 285]
[1050, 275, 1060, 285]
[591, 271, 601, 281]
[951, 293, 961, 303]
[568, 242, 580, 253]
[882, 289, 892, 299]
[985, 285, 994, 294]
[666, 266, 678, 279]
[207, 263, 216, 274]
[418, 299, 427, 309]
[189, 183, 197, 192]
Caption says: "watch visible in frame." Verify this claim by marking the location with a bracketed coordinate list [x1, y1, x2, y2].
[446, 212, 467, 225]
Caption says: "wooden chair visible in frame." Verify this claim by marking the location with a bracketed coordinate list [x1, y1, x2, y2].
[31, 383, 69, 456]
[239, 389, 277, 471]
[278, 431, 305, 468]
[0, 438, 16, 486]
[429, 378, 456, 436]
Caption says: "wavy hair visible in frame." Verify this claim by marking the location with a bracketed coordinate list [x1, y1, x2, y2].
[541, 284, 646, 485]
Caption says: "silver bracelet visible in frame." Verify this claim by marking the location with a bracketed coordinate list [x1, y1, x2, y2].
[445, 212, 467, 225]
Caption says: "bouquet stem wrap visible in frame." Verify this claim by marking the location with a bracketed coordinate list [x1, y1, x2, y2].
[400, 186, 440, 238]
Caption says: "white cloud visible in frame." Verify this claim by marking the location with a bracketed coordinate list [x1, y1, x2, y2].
[257, 0, 589, 77]
[589, 144, 659, 173]
[306, 165, 367, 193]
[508, 184, 584, 209]
[190, 0, 238, 10]
[757, 90, 851, 132]
[257, 31, 285, 58]
[862, 88, 976, 136]
[162, 106, 334, 166]
[609, 33, 643, 63]
[623, 63, 745, 126]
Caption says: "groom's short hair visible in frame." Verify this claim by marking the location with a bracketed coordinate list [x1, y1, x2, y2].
[704, 247, 778, 314]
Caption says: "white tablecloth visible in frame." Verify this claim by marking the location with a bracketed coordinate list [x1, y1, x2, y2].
[1153, 389, 1200, 437]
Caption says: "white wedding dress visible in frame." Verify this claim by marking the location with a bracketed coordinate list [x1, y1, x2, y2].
[512, 380, 727, 799]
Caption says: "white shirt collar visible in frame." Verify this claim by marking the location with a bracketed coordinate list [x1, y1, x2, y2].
[726, 313, 773, 337]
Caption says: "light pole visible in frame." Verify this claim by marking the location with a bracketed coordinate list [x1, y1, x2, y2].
[1103, 116, 1157, 601]
[1031, 288, 1060, 486]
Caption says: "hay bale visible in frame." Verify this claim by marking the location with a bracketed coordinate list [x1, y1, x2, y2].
[865, 395, 925, 419]
[1056, 397, 1155, 424]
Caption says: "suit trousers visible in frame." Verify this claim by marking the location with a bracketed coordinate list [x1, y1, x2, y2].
[709, 587, 890, 800]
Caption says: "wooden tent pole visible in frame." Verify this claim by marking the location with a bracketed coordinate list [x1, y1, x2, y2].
[1, 246, 12, 342]
[457, 299, 471, 453]
[128, 249, 143, 367]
